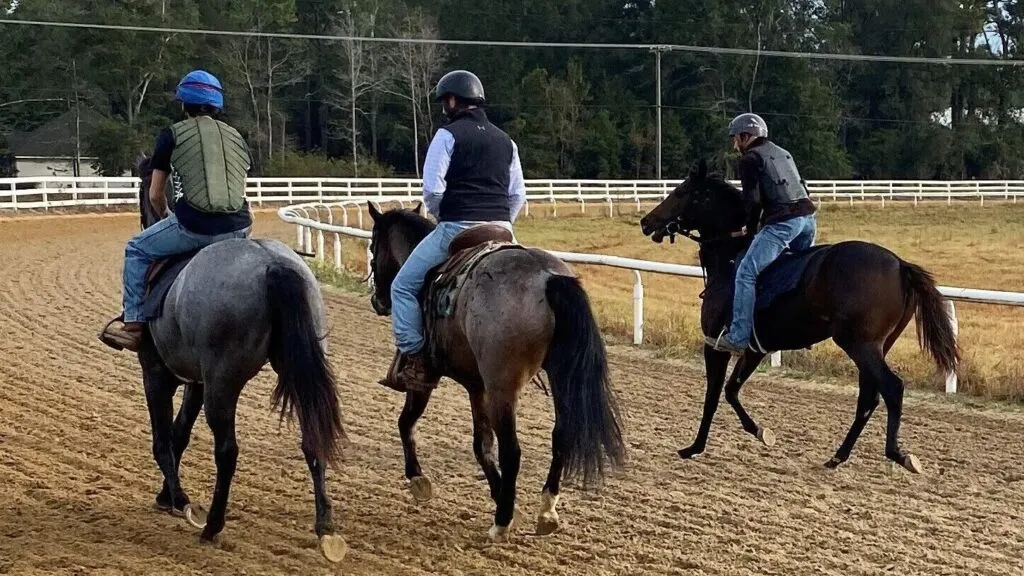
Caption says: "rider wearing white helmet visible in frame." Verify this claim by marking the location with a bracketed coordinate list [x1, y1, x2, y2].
[100, 69, 254, 353]
[707, 112, 818, 354]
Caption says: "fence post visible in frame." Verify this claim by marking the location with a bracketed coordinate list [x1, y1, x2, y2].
[632, 271, 644, 345]
[296, 225, 304, 249]
[944, 300, 959, 395]
[770, 351, 781, 368]
[334, 233, 342, 270]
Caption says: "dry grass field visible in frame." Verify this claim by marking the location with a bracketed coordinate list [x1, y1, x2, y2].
[323, 200, 1024, 401]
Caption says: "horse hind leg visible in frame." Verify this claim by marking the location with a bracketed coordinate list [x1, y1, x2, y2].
[197, 389, 242, 543]
[469, 390, 502, 503]
[877, 361, 922, 473]
[723, 351, 775, 448]
[488, 395, 523, 543]
[536, 418, 564, 536]
[825, 371, 880, 469]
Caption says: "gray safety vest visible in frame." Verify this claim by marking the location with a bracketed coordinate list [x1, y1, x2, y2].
[746, 141, 809, 205]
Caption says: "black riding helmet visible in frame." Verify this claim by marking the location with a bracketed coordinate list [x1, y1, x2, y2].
[433, 70, 486, 105]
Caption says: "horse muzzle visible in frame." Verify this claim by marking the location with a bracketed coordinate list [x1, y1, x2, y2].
[370, 294, 391, 316]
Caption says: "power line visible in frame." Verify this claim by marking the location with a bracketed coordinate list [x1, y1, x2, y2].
[1, 17, 1022, 66]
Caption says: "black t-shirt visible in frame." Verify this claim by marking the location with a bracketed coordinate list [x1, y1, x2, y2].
[150, 126, 252, 235]
[737, 138, 815, 231]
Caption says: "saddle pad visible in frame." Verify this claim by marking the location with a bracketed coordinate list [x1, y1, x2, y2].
[752, 244, 830, 310]
[141, 251, 199, 320]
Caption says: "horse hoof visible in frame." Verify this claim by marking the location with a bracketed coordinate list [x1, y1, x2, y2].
[902, 454, 923, 474]
[824, 457, 843, 469]
[407, 475, 433, 502]
[677, 447, 703, 460]
[488, 524, 511, 543]
[185, 503, 209, 529]
[757, 427, 776, 448]
[319, 534, 348, 563]
[535, 511, 560, 536]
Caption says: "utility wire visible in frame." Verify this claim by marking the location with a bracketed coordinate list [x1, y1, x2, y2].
[1, 18, 1022, 66]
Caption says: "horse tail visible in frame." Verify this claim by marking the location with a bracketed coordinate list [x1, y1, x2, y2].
[265, 263, 345, 468]
[542, 274, 626, 488]
[901, 261, 960, 376]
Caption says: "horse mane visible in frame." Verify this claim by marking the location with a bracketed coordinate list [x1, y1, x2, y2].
[379, 207, 436, 244]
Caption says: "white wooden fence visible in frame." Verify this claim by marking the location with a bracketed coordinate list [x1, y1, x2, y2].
[277, 200, 1024, 395]
[3, 175, 1024, 211]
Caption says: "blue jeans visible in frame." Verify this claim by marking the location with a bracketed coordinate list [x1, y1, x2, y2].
[122, 213, 250, 322]
[391, 220, 514, 354]
[727, 214, 817, 346]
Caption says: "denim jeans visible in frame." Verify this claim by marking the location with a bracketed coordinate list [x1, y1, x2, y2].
[122, 213, 250, 322]
[727, 214, 817, 347]
[391, 220, 514, 354]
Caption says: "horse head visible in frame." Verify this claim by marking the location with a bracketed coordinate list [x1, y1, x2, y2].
[136, 153, 175, 231]
[365, 201, 433, 316]
[639, 158, 746, 245]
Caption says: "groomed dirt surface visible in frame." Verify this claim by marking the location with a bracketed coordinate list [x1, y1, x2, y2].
[1, 212, 1023, 576]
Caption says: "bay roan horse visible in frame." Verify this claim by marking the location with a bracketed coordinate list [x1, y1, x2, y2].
[639, 159, 959, 474]
[125, 156, 348, 561]
[366, 202, 627, 542]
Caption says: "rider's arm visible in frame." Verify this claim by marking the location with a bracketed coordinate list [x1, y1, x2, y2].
[421, 128, 455, 219]
[507, 140, 526, 222]
[149, 128, 174, 217]
[737, 151, 763, 233]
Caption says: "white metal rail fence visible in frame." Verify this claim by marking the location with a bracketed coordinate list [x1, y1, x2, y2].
[4, 175, 1024, 211]
[277, 200, 1024, 396]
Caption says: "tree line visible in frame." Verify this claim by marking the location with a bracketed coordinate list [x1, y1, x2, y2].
[1, 0, 1022, 181]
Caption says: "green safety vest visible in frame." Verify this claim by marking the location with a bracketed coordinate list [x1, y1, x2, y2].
[169, 116, 250, 213]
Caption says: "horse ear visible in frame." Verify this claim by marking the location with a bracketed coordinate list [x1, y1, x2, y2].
[368, 201, 382, 222]
[411, 201, 423, 214]
[698, 158, 708, 180]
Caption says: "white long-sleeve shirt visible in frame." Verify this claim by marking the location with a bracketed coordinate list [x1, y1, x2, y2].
[421, 127, 527, 222]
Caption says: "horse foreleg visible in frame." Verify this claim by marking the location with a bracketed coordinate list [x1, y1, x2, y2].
[724, 351, 775, 447]
[399, 389, 434, 502]
[140, 347, 186, 517]
[469, 390, 501, 503]
[156, 382, 203, 512]
[678, 345, 731, 460]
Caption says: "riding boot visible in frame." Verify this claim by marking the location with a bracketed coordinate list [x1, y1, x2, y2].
[99, 315, 144, 352]
[378, 348, 407, 392]
[396, 351, 439, 393]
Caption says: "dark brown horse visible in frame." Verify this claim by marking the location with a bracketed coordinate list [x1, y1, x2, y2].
[366, 202, 626, 542]
[639, 159, 959, 474]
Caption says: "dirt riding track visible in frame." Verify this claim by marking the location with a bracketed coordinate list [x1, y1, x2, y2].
[2, 212, 1023, 576]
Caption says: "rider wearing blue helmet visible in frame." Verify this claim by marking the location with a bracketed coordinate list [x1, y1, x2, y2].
[100, 70, 254, 352]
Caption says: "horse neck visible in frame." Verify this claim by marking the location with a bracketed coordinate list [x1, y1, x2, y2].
[697, 234, 748, 281]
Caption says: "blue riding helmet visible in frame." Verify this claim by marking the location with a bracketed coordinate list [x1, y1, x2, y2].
[176, 70, 224, 110]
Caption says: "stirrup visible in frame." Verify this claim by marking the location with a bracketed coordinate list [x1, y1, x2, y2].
[98, 313, 140, 352]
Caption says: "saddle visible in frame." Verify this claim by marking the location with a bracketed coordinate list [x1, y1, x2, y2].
[420, 224, 523, 372]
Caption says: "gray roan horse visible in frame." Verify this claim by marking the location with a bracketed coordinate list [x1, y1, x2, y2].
[365, 202, 627, 542]
[122, 155, 347, 561]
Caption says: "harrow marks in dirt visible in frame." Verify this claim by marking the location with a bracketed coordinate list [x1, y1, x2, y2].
[1, 213, 1022, 575]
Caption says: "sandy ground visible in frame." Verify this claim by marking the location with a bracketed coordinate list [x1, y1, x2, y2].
[1, 213, 1023, 576]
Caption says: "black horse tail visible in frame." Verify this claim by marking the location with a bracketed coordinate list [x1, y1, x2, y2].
[542, 274, 627, 488]
[901, 261, 960, 376]
[266, 263, 346, 468]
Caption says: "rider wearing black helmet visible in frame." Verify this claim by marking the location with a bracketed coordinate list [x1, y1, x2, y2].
[380, 69, 527, 393]
[706, 112, 818, 354]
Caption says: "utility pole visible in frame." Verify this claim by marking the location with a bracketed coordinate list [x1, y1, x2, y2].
[651, 46, 670, 181]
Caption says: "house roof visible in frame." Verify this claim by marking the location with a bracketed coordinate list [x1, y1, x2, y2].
[7, 107, 109, 157]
